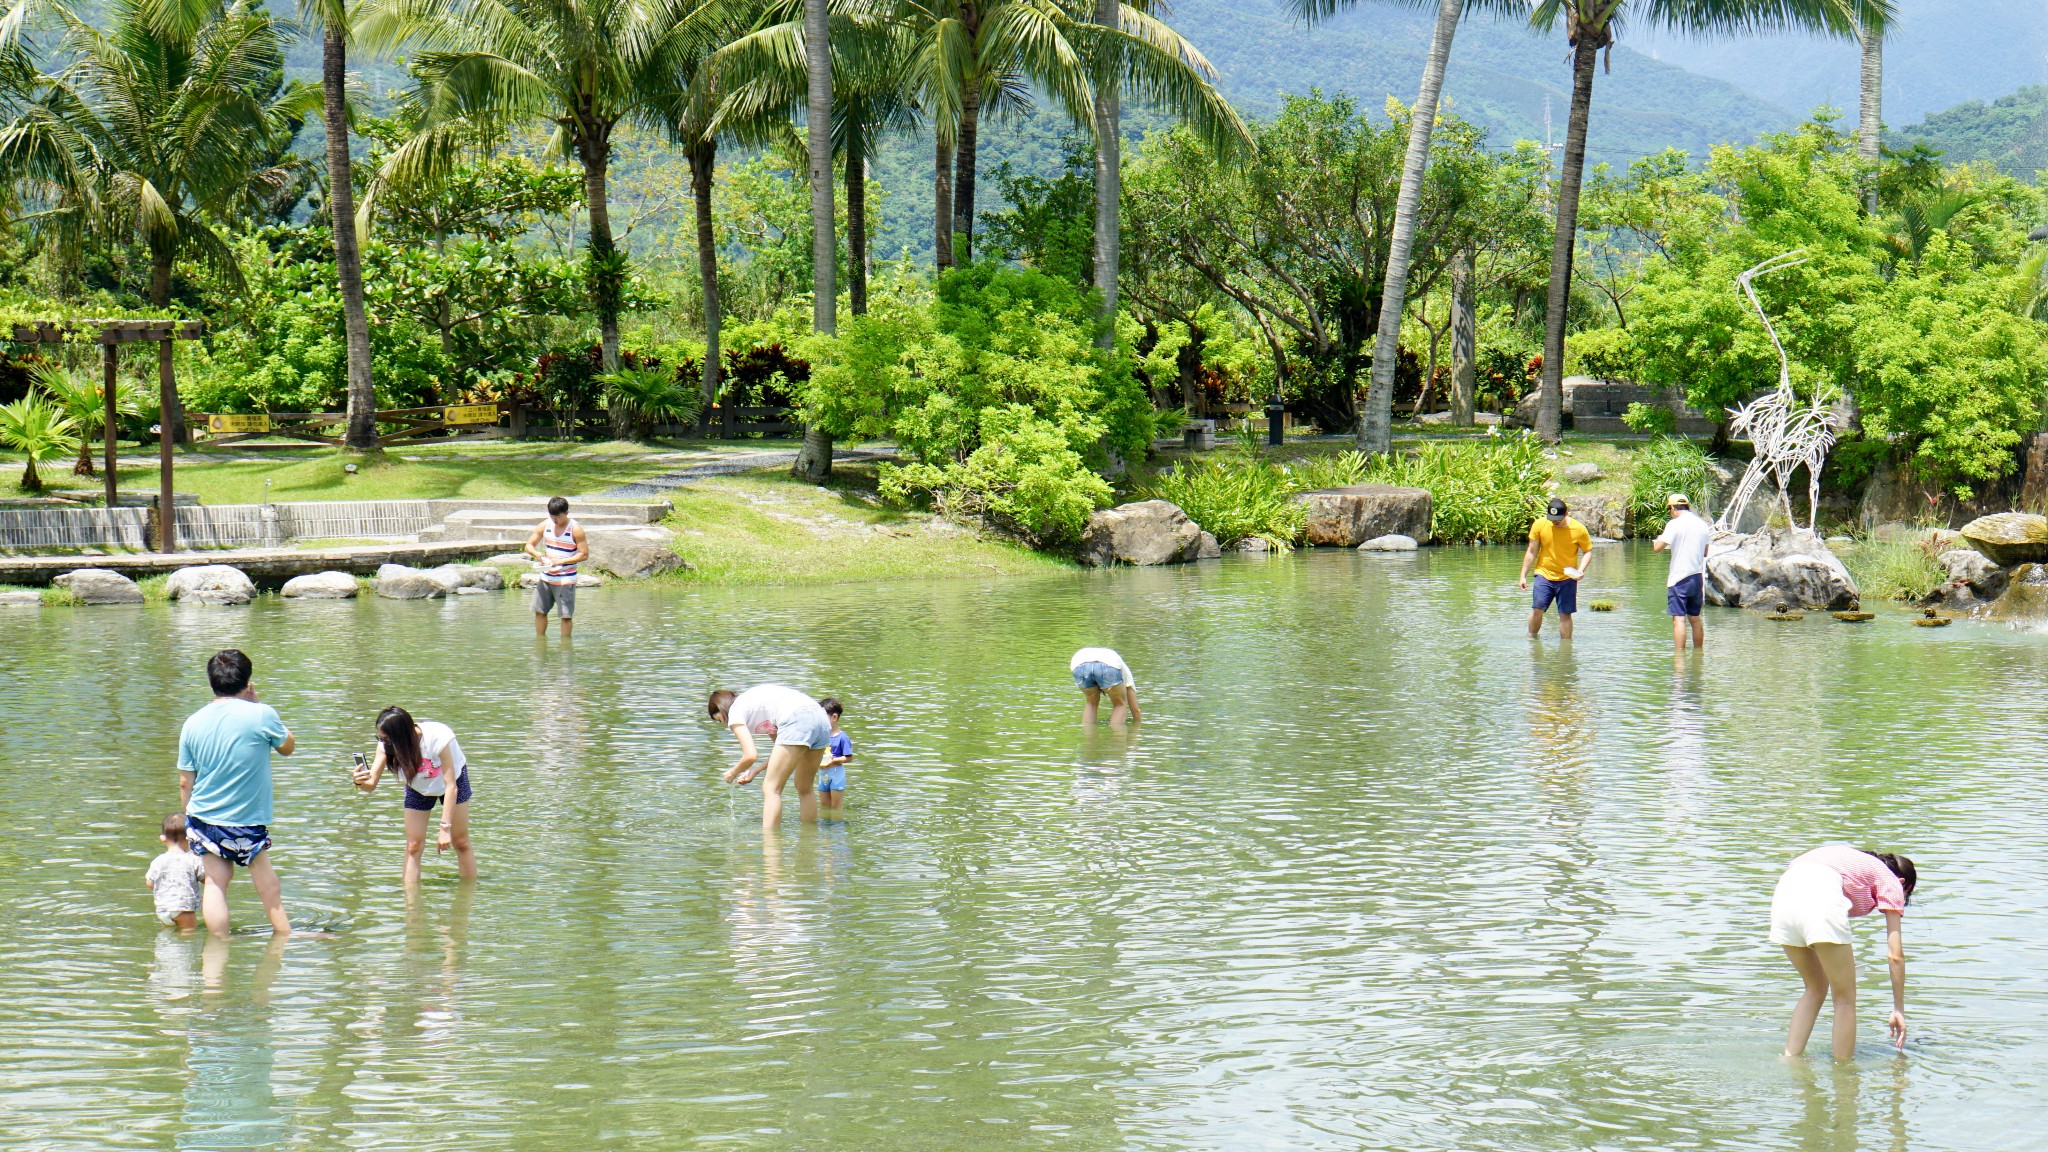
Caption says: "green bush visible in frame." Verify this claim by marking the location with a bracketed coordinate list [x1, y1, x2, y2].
[1627, 436, 1717, 535]
[1621, 401, 1677, 435]
[1362, 431, 1549, 543]
[1283, 449, 1370, 491]
[1141, 441, 1307, 550]
[1845, 534, 1949, 603]
[1566, 326, 1640, 381]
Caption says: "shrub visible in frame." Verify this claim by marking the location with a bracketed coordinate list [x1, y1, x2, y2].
[1362, 431, 1549, 543]
[1141, 441, 1307, 550]
[1627, 436, 1716, 535]
[1845, 534, 1949, 603]
[1567, 326, 1640, 381]
[1621, 401, 1677, 435]
[1284, 449, 1370, 491]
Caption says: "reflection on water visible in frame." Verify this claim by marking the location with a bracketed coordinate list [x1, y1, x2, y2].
[3, 544, 2046, 1150]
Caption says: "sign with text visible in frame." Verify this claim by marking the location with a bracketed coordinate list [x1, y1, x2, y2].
[206, 413, 270, 434]
[443, 403, 500, 426]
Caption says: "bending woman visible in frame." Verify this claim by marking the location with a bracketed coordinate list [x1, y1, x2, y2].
[356, 707, 477, 884]
[709, 685, 831, 829]
[1770, 844, 1916, 1059]
[1070, 647, 1141, 725]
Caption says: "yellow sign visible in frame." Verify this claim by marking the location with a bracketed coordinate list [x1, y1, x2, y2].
[444, 403, 500, 426]
[206, 413, 270, 434]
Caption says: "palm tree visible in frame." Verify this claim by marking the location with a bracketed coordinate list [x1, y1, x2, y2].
[0, 0, 315, 308]
[1855, 1, 1882, 213]
[301, 0, 378, 452]
[34, 361, 137, 476]
[0, 397, 79, 492]
[1086, 0, 1246, 342]
[791, 0, 836, 480]
[1525, 0, 1882, 443]
[1290, 0, 1499, 453]
[358, 0, 706, 409]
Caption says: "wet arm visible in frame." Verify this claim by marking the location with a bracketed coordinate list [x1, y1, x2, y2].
[728, 724, 759, 781]
[1518, 539, 1539, 583]
[523, 524, 545, 561]
[1886, 912, 1907, 1015]
[569, 524, 589, 566]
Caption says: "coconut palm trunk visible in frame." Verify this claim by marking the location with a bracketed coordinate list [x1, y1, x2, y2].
[1536, 28, 1600, 444]
[793, 0, 835, 481]
[1449, 246, 1476, 426]
[323, 24, 376, 452]
[935, 135, 954, 271]
[846, 124, 868, 314]
[1858, 19, 1881, 213]
[688, 138, 722, 418]
[951, 72, 981, 265]
[1357, 0, 1464, 454]
[1090, 0, 1121, 347]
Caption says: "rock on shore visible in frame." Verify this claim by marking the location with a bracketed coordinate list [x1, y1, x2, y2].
[1077, 500, 1210, 566]
[374, 563, 460, 599]
[52, 568, 143, 604]
[164, 565, 255, 605]
[1293, 485, 1432, 548]
[1960, 512, 2048, 566]
[281, 571, 360, 599]
[1705, 527, 1859, 610]
[584, 525, 688, 579]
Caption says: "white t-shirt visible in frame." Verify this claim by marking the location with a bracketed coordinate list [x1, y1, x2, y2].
[1655, 510, 1713, 587]
[1069, 648, 1136, 690]
[728, 685, 818, 736]
[145, 849, 203, 916]
[406, 720, 467, 797]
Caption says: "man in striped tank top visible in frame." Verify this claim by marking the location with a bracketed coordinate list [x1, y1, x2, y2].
[523, 496, 588, 638]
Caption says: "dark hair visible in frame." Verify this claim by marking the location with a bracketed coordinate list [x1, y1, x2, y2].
[547, 496, 569, 517]
[818, 697, 842, 718]
[708, 689, 736, 722]
[1865, 850, 1917, 903]
[207, 649, 253, 696]
[377, 706, 423, 783]
[161, 812, 187, 841]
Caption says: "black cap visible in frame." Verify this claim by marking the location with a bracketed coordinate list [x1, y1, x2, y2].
[1546, 498, 1568, 519]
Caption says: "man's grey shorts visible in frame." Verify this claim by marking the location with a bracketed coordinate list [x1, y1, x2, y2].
[533, 581, 576, 618]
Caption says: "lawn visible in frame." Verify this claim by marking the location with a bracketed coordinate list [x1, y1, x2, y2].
[662, 465, 1074, 585]
[0, 437, 810, 504]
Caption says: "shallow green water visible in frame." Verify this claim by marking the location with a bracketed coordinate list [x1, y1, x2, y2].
[3, 543, 2045, 1151]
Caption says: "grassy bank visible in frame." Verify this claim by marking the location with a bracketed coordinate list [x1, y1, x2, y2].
[661, 466, 1073, 585]
[0, 438, 810, 505]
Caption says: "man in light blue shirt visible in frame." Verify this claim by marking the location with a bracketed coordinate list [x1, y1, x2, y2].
[179, 649, 294, 937]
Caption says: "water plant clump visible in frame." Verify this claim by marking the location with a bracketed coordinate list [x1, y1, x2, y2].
[1627, 437, 1716, 535]
[1844, 533, 1951, 603]
[1362, 431, 1550, 544]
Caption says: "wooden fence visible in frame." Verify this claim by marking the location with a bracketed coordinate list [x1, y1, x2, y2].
[193, 402, 797, 446]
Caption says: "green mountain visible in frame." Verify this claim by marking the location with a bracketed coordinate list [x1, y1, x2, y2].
[1893, 86, 2048, 178]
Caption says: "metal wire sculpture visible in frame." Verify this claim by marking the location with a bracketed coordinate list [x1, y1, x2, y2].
[1716, 251, 1845, 532]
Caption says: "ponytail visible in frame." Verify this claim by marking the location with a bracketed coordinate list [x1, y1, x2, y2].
[1864, 849, 1918, 903]
[377, 706, 423, 784]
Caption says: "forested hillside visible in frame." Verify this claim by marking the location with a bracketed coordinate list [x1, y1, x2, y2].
[1894, 86, 2048, 178]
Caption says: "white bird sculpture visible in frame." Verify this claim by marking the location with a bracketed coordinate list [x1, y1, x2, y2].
[1716, 251, 1844, 533]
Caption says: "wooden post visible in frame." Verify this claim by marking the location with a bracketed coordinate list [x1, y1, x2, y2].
[101, 340, 118, 507]
[158, 338, 176, 551]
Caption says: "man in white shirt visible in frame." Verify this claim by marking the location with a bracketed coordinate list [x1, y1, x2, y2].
[1652, 493, 1713, 652]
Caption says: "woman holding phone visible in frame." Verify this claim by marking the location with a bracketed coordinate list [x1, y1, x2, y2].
[355, 706, 476, 884]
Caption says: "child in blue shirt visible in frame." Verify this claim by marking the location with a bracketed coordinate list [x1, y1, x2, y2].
[817, 698, 853, 811]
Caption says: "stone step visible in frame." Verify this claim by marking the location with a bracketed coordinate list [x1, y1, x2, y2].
[421, 509, 644, 543]
[422, 498, 670, 524]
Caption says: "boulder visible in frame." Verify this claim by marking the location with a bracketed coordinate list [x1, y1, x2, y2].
[1195, 531, 1222, 560]
[1959, 512, 2048, 566]
[0, 589, 42, 607]
[1564, 494, 1627, 540]
[583, 525, 687, 579]
[164, 564, 255, 605]
[1927, 548, 2011, 610]
[1562, 462, 1603, 484]
[1237, 537, 1270, 554]
[374, 563, 455, 600]
[52, 568, 143, 605]
[431, 563, 503, 591]
[1989, 563, 2048, 622]
[1359, 534, 1418, 552]
[281, 571, 359, 599]
[481, 553, 537, 570]
[1076, 500, 1207, 566]
[1704, 527, 1859, 610]
[1292, 485, 1433, 548]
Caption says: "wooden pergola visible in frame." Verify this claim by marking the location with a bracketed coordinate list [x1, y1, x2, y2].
[10, 319, 206, 552]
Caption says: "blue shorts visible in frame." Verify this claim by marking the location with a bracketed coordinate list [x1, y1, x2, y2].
[1667, 572, 1705, 617]
[1072, 661, 1126, 691]
[1532, 574, 1578, 615]
[774, 706, 833, 750]
[403, 769, 472, 812]
[818, 764, 847, 793]
[186, 815, 271, 867]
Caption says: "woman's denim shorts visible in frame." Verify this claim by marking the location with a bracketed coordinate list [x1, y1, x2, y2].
[773, 705, 833, 750]
[1072, 661, 1126, 691]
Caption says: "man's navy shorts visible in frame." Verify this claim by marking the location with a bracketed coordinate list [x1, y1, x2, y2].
[1667, 572, 1705, 617]
[1532, 574, 1578, 614]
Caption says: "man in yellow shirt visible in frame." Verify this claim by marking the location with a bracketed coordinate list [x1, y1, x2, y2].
[1517, 498, 1593, 639]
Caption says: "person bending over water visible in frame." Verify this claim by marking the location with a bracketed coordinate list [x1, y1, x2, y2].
[1770, 844, 1916, 1059]
[1070, 647, 1140, 725]
[180, 649, 295, 938]
[710, 685, 832, 828]
[356, 707, 477, 884]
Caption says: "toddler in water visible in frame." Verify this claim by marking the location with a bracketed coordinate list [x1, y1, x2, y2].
[144, 813, 203, 931]
[818, 698, 854, 811]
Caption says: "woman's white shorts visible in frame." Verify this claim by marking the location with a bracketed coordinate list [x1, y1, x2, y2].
[1769, 860, 1854, 947]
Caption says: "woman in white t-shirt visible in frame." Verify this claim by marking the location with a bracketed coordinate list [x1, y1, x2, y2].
[1069, 647, 1141, 725]
[708, 684, 832, 829]
[356, 706, 476, 883]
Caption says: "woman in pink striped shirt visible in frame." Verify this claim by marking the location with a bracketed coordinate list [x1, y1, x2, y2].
[1768, 844, 1918, 1059]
